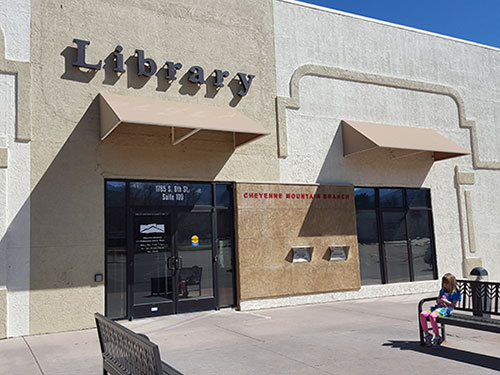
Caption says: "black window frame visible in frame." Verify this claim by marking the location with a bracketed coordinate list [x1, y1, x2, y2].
[355, 187, 438, 285]
[104, 179, 237, 319]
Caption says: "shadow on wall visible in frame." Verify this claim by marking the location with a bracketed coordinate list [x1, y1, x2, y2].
[316, 123, 434, 187]
[299, 185, 357, 237]
[7, 95, 233, 293]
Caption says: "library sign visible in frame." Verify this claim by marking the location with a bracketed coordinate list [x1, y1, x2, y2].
[71, 39, 255, 96]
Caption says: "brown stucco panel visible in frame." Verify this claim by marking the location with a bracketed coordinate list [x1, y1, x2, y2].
[235, 183, 361, 301]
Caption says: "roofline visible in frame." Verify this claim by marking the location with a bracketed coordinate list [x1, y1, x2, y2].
[276, 0, 500, 53]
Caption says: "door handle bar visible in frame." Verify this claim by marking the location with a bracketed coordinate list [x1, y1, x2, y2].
[175, 256, 183, 270]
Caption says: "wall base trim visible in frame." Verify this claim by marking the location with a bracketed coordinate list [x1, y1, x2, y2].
[239, 280, 440, 311]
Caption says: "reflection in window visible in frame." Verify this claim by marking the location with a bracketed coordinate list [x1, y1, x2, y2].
[105, 181, 127, 319]
[129, 182, 212, 207]
[217, 208, 235, 306]
[355, 187, 436, 285]
[383, 212, 410, 283]
[379, 189, 403, 208]
[356, 211, 381, 285]
[215, 184, 232, 208]
[408, 210, 434, 281]
[407, 189, 430, 208]
[354, 188, 376, 209]
[176, 212, 213, 299]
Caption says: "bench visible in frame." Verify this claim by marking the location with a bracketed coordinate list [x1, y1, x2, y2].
[418, 279, 500, 345]
[95, 313, 183, 375]
[179, 266, 202, 297]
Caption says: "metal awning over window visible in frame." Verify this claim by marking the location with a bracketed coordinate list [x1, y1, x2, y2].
[341, 120, 470, 161]
[99, 93, 270, 148]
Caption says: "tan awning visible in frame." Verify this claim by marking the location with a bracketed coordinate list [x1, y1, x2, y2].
[99, 93, 270, 147]
[342, 120, 470, 161]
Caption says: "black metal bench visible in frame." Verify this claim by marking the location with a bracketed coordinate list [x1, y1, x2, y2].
[179, 266, 202, 297]
[95, 313, 183, 375]
[418, 279, 500, 345]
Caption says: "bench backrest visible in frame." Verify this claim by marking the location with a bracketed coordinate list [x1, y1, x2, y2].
[455, 279, 500, 316]
[180, 266, 202, 284]
[95, 313, 163, 375]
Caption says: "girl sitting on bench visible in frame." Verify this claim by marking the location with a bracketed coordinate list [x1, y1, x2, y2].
[419, 273, 461, 346]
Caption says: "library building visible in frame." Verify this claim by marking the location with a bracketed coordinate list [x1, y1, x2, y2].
[1, 0, 499, 338]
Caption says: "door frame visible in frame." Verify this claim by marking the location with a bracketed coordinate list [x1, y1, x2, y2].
[104, 179, 236, 320]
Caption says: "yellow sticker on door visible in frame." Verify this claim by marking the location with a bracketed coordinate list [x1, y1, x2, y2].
[191, 235, 199, 247]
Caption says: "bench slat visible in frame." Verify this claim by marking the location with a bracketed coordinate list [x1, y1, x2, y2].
[439, 314, 500, 334]
[162, 361, 184, 375]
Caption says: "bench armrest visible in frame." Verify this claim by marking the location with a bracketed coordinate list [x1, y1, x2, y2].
[418, 297, 436, 313]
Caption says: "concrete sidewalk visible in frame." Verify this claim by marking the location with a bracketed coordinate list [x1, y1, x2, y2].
[1, 293, 499, 374]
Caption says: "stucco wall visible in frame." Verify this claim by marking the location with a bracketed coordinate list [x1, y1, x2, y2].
[0, 289, 5, 337]
[236, 183, 360, 302]
[0, 2, 31, 338]
[30, 0, 278, 334]
[274, 0, 500, 282]
[0, 0, 31, 62]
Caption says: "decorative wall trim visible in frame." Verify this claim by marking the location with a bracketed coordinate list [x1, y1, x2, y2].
[0, 27, 31, 142]
[454, 167, 480, 277]
[0, 148, 7, 168]
[276, 64, 500, 172]
[464, 190, 476, 254]
[455, 171, 475, 185]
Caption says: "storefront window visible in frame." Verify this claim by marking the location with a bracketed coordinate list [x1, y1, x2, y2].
[379, 188, 403, 208]
[105, 181, 127, 319]
[129, 182, 212, 207]
[355, 187, 437, 285]
[355, 208, 381, 285]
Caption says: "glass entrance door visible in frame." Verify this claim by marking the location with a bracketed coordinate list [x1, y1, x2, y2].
[131, 211, 175, 318]
[175, 211, 215, 313]
[130, 209, 216, 318]
[105, 180, 236, 320]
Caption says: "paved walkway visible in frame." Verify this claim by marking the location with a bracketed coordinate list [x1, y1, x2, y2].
[1, 293, 499, 374]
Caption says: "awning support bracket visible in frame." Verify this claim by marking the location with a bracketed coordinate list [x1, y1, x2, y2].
[171, 127, 201, 146]
[389, 149, 428, 160]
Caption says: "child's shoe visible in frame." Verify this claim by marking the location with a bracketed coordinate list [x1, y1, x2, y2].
[424, 333, 433, 347]
[432, 335, 443, 346]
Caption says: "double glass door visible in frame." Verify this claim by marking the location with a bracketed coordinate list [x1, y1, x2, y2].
[131, 209, 215, 318]
[105, 180, 236, 320]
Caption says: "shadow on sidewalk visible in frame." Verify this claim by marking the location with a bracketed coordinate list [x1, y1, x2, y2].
[383, 340, 500, 372]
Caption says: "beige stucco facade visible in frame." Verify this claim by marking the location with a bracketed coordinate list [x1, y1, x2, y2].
[1, 0, 500, 338]
[28, 0, 278, 335]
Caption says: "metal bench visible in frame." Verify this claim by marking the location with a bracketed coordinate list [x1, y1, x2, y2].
[179, 266, 202, 297]
[418, 279, 500, 345]
[95, 313, 183, 375]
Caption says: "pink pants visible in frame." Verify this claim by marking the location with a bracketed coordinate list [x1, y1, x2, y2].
[420, 310, 439, 335]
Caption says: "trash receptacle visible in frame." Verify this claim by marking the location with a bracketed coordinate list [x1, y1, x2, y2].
[470, 267, 490, 318]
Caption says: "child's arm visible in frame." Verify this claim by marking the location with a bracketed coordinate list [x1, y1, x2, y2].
[438, 299, 457, 307]
[436, 290, 447, 306]
[436, 290, 445, 305]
